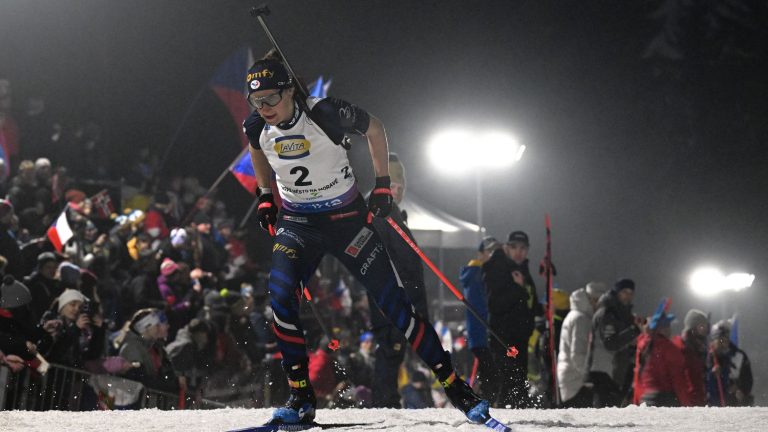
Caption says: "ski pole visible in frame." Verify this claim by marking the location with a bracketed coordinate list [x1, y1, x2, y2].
[385, 216, 519, 358]
[543, 214, 560, 405]
[300, 282, 340, 351]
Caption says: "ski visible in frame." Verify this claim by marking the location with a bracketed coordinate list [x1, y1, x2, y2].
[483, 416, 514, 432]
[228, 422, 376, 432]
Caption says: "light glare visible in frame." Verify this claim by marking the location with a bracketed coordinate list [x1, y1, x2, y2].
[428, 129, 522, 173]
[689, 267, 755, 297]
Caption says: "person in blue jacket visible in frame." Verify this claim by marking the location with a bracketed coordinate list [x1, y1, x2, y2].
[459, 236, 499, 397]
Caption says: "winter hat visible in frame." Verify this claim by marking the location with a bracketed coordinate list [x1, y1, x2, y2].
[711, 320, 732, 339]
[0, 275, 32, 309]
[170, 228, 187, 247]
[57, 288, 87, 312]
[506, 231, 529, 246]
[159, 258, 179, 276]
[683, 309, 709, 333]
[613, 278, 635, 293]
[245, 58, 292, 94]
[193, 212, 212, 225]
[34, 158, 51, 169]
[359, 332, 374, 343]
[478, 236, 500, 252]
[37, 251, 59, 266]
[58, 262, 81, 288]
[585, 281, 608, 300]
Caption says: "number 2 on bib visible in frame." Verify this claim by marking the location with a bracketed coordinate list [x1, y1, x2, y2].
[290, 166, 312, 186]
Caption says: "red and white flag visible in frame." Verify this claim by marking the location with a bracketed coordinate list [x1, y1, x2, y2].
[90, 189, 115, 219]
[47, 209, 73, 252]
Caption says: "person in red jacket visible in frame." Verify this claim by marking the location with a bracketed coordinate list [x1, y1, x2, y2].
[632, 299, 694, 407]
[671, 309, 709, 406]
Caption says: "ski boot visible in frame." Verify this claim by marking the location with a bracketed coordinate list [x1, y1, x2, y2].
[268, 363, 317, 425]
[434, 355, 490, 424]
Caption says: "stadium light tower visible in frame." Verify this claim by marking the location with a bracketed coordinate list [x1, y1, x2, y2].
[427, 129, 524, 238]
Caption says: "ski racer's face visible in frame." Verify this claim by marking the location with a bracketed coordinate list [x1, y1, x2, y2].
[251, 87, 295, 126]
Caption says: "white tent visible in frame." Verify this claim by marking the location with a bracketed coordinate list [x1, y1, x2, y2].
[399, 194, 483, 249]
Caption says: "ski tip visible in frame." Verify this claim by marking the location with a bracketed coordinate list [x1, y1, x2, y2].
[484, 416, 513, 432]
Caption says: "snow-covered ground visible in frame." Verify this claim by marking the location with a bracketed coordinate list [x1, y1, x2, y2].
[2, 406, 767, 431]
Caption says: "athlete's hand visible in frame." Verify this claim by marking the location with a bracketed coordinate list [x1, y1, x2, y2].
[367, 176, 393, 220]
[256, 190, 278, 234]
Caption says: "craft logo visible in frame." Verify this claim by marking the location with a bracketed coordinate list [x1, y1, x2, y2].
[247, 69, 274, 82]
[360, 243, 384, 275]
[274, 135, 311, 159]
[344, 227, 374, 258]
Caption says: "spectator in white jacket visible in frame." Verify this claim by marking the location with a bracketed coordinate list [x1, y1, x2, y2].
[557, 282, 606, 408]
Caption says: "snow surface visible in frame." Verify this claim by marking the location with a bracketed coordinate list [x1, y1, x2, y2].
[2, 406, 767, 432]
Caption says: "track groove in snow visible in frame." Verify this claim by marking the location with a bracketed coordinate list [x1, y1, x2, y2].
[1, 407, 767, 431]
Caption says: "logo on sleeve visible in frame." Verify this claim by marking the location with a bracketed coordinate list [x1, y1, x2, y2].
[344, 227, 374, 258]
[274, 135, 311, 159]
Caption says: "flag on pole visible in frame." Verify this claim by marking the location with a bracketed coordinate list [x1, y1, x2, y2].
[209, 47, 255, 148]
[309, 76, 332, 98]
[47, 209, 74, 252]
[89, 189, 115, 219]
[229, 151, 258, 196]
[730, 315, 739, 347]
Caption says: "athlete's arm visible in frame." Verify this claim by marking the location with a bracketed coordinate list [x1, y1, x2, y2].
[365, 115, 389, 178]
[249, 146, 273, 190]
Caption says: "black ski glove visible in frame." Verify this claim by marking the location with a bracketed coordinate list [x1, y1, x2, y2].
[367, 176, 393, 221]
[256, 189, 278, 234]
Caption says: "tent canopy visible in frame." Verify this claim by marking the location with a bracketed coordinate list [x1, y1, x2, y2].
[399, 194, 482, 249]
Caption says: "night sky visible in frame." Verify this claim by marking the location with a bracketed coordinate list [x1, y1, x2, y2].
[2, 1, 767, 402]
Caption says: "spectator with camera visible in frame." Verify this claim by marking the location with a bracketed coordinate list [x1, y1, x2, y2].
[44, 288, 105, 369]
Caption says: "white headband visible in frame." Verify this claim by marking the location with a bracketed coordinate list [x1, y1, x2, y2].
[134, 313, 161, 334]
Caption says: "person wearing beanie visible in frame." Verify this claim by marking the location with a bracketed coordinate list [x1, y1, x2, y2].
[589, 277, 642, 407]
[57, 261, 82, 290]
[632, 298, 693, 407]
[670, 309, 709, 406]
[459, 236, 499, 398]
[369, 152, 432, 409]
[481, 230, 542, 408]
[244, 51, 489, 425]
[706, 319, 753, 406]
[24, 252, 62, 322]
[45, 288, 105, 369]
[0, 275, 54, 362]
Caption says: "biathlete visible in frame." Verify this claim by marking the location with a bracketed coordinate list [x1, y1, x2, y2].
[243, 51, 490, 425]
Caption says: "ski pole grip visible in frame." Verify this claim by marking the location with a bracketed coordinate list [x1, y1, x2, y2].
[250, 4, 271, 17]
[506, 346, 519, 358]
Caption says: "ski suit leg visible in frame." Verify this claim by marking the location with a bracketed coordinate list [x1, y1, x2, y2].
[326, 218, 447, 370]
[370, 302, 406, 408]
[268, 221, 325, 369]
